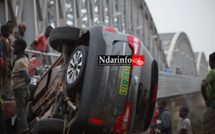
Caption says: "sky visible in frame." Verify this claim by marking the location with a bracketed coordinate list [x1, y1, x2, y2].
[144, 0, 215, 61]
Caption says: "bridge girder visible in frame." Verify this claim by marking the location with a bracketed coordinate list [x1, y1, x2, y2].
[195, 52, 208, 78]
[160, 32, 202, 76]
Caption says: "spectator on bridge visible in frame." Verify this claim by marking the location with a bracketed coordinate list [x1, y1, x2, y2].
[176, 67, 182, 75]
[7, 20, 16, 45]
[7, 20, 17, 64]
[151, 100, 173, 134]
[201, 52, 215, 134]
[0, 25, 12, 98]
[164, 67, 173, 73]
[30, 26, 53, 64]
[178, 106, 193, 134]
[12, 39, 31, 134]
[17, 22, 26, 40]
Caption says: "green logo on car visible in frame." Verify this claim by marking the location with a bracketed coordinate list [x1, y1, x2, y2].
[119, 66, 130, 95]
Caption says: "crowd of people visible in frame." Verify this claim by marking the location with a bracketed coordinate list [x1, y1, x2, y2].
[0, 21, 52, 134]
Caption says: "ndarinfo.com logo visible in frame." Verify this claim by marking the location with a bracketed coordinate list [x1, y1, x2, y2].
[98, 55, 145, 66]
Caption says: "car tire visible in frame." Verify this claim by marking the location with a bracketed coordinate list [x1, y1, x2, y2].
[65, 45, 88, 92]
[49, 26, 88, 52]
[33, 118, 67, 134]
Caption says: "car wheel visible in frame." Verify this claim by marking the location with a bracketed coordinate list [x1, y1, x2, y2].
[49, 26, 88, 52]
[33, 118, 67, 134]
[65, 45, 88, 92]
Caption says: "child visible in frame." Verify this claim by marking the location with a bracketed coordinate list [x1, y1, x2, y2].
[12, 39, 31, 134]
[178, 106, 193, 134]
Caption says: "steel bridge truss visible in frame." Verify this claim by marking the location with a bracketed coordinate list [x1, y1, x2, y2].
[0, 0, 167, 70]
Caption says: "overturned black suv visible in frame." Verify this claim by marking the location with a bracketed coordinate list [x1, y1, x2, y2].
[32, 25, 158, 134]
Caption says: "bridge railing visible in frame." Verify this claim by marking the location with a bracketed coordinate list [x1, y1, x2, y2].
[24, 49, 61, 64]
[158, 72, 202, 98]
[22, 49, 61, 77]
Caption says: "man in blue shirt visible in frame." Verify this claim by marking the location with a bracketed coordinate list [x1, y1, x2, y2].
[151, 100, 173, 134]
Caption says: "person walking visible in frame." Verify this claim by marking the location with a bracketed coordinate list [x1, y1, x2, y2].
[178, 106, 193, 134]
[12, 39, 31, 134]
[17, 22, 26, 40]
[201, 52, 215, 134]
[30, 26, 53, 64]
[151, 100, 173, 134]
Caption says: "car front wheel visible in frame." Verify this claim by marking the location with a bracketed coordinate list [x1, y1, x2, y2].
[65, 45, 88, 92]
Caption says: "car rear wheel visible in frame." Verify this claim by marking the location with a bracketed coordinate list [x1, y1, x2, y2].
[49, 26, 88, 52]
[65, 45, 88, 92]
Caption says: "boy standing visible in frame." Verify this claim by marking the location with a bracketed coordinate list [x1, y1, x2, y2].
[178, 106, 193, 134]
[12, 39, 31, 134]
[151, 100, 173, 134]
